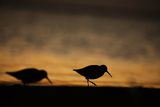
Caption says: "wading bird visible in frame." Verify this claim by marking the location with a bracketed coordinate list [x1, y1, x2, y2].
[73, 65, 112, 86]
[6, 68, 52, 85]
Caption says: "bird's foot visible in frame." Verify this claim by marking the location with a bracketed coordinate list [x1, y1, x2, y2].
[89, 81, 97, 86]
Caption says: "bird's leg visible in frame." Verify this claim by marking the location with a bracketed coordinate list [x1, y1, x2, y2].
[89, 80, 97, 86]
[87, 79, 89, 87]
[22, 81, 27, 86]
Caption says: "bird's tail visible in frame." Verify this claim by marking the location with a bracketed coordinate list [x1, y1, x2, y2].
[73, 69, 81, 74]
[73, 69, 77, 71]
[73, 69, 79, 72]
[6, 72, 14, 76]
[6, 72, 11, 74]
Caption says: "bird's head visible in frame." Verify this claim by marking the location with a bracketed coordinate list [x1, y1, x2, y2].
[40, 70, 52, 84]
[100, 65, 112, 77]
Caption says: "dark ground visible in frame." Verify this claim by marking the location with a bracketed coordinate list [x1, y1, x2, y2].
[0, 85, 159, 107]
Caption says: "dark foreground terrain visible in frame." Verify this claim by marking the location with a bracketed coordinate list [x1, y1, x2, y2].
[0, 85, 159, 107]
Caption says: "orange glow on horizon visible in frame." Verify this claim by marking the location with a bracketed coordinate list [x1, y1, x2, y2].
[0, 50, 160, 88]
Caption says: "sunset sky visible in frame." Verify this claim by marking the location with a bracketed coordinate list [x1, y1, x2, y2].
[0, 0, 160, 88]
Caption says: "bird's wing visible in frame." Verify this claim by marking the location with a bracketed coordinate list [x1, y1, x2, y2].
[6, 68, 38, 79]
[83, 65, 99, 71]
[73, 65, 99, 75]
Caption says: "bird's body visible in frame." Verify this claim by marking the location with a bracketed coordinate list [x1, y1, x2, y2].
[73, 65, 112, 86]
[74, 65, 105, 79]
[6, 68, 52, 85]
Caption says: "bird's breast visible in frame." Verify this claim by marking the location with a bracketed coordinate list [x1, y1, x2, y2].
[81, 71, 105, 79]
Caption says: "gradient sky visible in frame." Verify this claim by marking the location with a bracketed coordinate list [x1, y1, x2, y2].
[0, 0, 160, 88]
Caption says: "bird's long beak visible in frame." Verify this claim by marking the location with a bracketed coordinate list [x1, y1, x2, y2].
[106, 71, 112, 77]
[46, 76, 52, 84]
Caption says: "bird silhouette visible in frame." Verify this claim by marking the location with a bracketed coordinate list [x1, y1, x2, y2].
[73, 65, 112, 86]
[6, 68, 52, 85]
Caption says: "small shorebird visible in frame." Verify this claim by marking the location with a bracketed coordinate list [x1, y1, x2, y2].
[6, 68, 52, 85]
[73, 65, 112, 86]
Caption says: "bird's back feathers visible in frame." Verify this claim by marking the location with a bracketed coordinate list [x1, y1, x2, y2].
[73, 65, 106, 79]
[6, 68, 47, 84]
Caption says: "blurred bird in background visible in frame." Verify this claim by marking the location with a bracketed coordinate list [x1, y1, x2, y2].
[6, 68, 52, 85]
